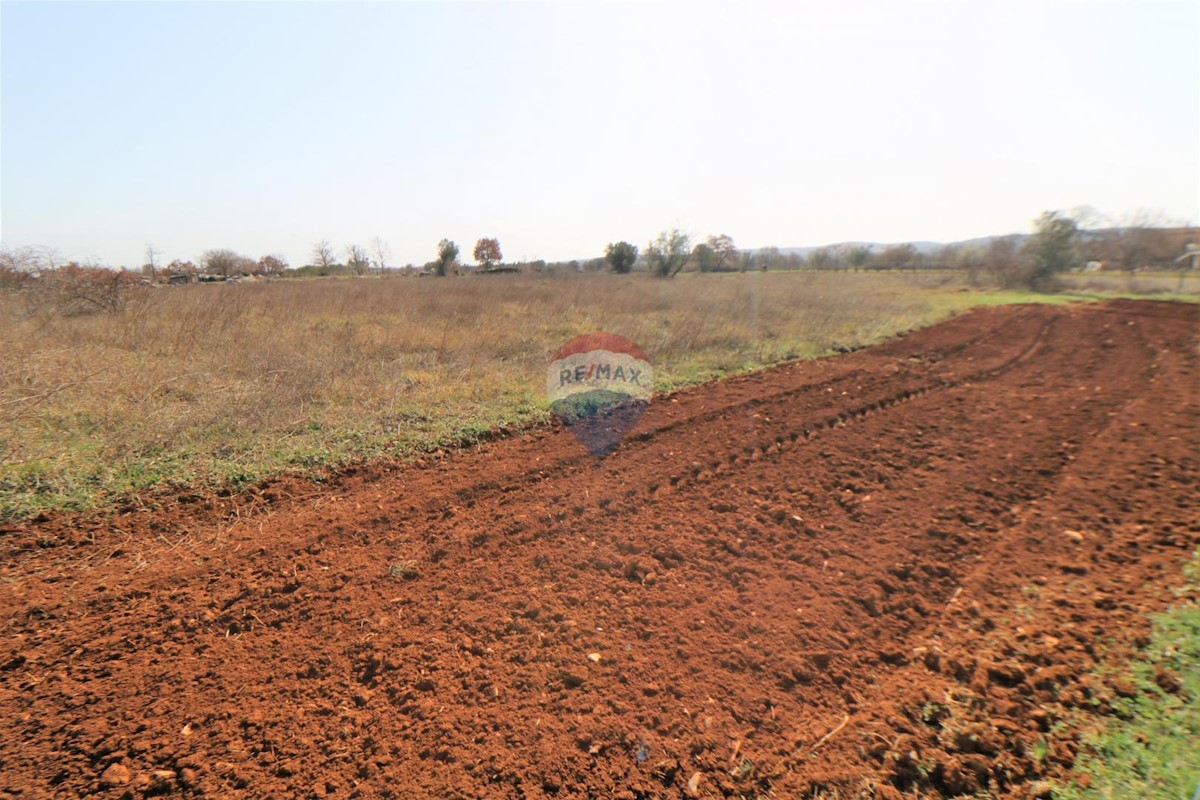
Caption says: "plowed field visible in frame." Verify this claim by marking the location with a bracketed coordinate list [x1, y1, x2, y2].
[2, 299, 1197, 799]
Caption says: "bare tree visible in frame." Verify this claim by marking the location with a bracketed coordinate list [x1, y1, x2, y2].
[1105, 210, 1176, 287]
[0, 245, 61, 275]
[312, 239, 337, 269]
[0, 245, 58, 289]
[346, 244, 371, 276]
[369, 236, 391, 273]
[952, 244, 985, 286]
[144, 243, 160, 278]
[983, 237, 1027, 288]
[201, 248, 247, 277]
[257, 254, 288, 276]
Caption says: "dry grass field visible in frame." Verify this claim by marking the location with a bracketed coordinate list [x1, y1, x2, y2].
[1, 270, 1195, 520]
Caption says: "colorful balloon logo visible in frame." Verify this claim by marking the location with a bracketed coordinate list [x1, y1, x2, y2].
[547, 333, 653, 455]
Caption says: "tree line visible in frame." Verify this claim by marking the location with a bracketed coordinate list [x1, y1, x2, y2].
[1, 208, 1194, 305]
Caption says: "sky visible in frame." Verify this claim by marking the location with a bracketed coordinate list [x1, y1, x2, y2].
[2, 0, 1198, 269]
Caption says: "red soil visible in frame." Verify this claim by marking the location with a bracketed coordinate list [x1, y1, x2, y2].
[1, 299, 1197, 799]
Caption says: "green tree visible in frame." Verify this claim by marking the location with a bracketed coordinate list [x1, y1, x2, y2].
[645, 228, 692, 278]
[692, 242, 716, 272]
[436, 239, 459, 276]
[604, 241, 639, 274]
[1025, 211, 1078, 290]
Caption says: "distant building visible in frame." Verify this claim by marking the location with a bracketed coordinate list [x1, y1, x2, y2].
[1176, 242, 1200, 273]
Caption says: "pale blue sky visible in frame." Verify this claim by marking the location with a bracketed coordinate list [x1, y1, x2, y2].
[2, 0, 1197, 268]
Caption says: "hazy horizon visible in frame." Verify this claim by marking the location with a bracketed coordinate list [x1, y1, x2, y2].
[3, 0, 1197, 270]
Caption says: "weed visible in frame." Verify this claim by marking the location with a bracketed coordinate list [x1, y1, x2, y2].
[919, 701, 951, 726]
[1051, 549, 1200, 800]
[1033, 736, 1050, 764]
[389, 560, 419, 580]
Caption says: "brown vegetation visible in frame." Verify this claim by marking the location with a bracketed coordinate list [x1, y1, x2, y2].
[2, 271, 1023, 519]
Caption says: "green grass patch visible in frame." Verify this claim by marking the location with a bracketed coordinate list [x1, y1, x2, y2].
[1053, 551, 1200, 800]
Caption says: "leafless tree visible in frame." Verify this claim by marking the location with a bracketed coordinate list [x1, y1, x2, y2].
[1105, 210, 1176, 286]
[370, 236, 391, 273]
[257, 254, 288, 276]
[984, 236, 1028, 288]
[202, 248, 249, 277]
[312, 239, 337, 269]
[346, 244, 371, 276]
[144, 243, 160, 278]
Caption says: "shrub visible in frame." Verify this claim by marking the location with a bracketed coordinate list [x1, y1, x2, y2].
[23, 263, 146, 317]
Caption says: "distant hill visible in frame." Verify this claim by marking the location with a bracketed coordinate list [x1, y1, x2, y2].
[768, 234, 1029, 257]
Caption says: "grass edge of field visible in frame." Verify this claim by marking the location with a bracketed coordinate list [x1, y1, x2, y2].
[1049, 548, 1200, 800]
[2, 288, 1194, 524]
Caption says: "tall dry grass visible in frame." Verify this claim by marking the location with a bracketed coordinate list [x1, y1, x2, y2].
[0, 270, 1058, 518]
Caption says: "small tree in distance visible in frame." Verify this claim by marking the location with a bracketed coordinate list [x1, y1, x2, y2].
[202, 248, 247, 277]
[847, 246, 872, 271]
[166, 258, 198, 276]
[1025, 211, 1078, 291]
[645, 229, 692, 278]
[707, 234, 737, 271]
[878, 243, 919, 269]
[1100, 210, 1177, 287]
[984, 236, 1028, 288]
[144, 244, 160, 278]
[312, 239, 337, 269]
[346, 244, 371, 276]
[370, 236, 391, 273]
[474, 238, 502, 270]
[257, 254, 288, 276]
[604, 241, 639, 273]
[436, 239, 459, 276]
